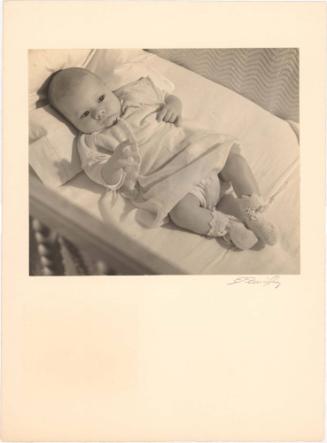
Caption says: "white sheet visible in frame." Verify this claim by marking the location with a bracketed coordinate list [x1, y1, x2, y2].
[57, 54, 300, 274]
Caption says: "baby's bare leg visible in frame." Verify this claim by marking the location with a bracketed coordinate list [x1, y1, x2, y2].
[219, 153, 278, 245]
[217, 193, 242, 218]
[220, 152, 260, 197]
[170, 193, 213, 234]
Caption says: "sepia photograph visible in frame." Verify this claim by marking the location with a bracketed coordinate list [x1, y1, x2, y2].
[3, 1, 325, 441]
[29, 48, 300, 275]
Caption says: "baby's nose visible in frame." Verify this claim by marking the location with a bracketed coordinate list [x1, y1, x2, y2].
[93, 108, 106, 121]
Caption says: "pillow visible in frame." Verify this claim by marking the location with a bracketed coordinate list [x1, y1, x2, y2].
[29, 49, 174, 187]
[99, 62, 174, 94]
[85, 48, 174, 91]
[85, 49, 151, 77]
[29, 49, 94, 111]
[29, 105, 81, 188]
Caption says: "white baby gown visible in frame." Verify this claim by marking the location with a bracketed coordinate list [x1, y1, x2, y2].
[78, 76, 240, 227]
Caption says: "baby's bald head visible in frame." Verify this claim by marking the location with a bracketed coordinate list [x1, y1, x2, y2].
[48, 67, 96, 110]
[47, 67, 121, 134]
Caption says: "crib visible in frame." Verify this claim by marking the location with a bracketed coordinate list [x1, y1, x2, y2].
[29, 49, 300, 275]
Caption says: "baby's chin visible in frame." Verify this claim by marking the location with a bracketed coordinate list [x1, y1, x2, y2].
[85, 115, 120, 133]
[76, 120, 108, 134]
[103, 113, 120, 128]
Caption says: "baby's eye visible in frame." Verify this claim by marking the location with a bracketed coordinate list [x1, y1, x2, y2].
[98, 94, 105, 103]
[80, 110, 90, 119]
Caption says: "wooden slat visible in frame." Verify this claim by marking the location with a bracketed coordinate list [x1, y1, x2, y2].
[29, 174, 185, 275]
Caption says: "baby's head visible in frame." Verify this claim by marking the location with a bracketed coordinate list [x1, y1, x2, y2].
[48, 67, 121, 133]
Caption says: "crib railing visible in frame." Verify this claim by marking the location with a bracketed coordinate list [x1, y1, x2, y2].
[29, 173, 185, 275]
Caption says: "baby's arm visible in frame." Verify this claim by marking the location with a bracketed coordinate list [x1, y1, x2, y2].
[157, 94, 183, 126]
[101, 141, 139, 187]
[78, 137, 138, 189]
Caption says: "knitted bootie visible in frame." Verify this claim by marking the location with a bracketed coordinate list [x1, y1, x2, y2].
[237, 194, 278, 246]
[207, 210, 258, 250]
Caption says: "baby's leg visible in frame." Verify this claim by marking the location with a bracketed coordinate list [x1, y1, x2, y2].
[220, 152, 260, 197]
[217, 193, 242, 218]
[169, 193, 214, 235]
[169, 193, 258, 250]
[219, 152, 278, 245]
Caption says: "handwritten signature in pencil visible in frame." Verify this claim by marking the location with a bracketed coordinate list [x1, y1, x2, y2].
[227, 275, 281, 289]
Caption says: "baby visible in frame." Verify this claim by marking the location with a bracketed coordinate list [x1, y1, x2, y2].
[48, 67, 278, 250]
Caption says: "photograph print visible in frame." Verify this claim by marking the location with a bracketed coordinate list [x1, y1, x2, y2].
[29, 48, 299, 275]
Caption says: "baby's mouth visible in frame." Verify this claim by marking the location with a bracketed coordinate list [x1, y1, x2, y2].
[103, 114, 119, 126]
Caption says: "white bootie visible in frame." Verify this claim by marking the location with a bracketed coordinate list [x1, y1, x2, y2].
[237, 194, 278, 246]
[207, 210, 258, 250]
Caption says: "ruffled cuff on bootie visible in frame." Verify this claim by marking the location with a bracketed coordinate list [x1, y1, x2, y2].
[207, 210, 231, 237]
[239, 194, 268, 213]
[206, 209, 258, 250]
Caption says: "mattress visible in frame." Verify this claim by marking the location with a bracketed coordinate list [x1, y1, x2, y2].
[57, 54, 300, 274]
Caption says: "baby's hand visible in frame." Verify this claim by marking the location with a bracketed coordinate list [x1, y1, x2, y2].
[157, 95, 182, 126]
[102, 140, 140, 186]
[112, 140, 140, 170]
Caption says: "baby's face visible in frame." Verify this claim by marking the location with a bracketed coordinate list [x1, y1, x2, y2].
[55, 72, 121, 133]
